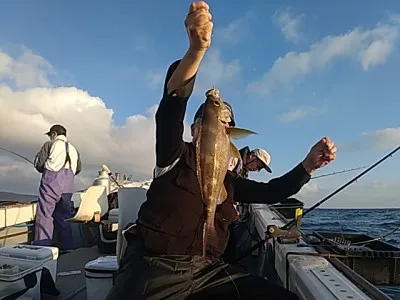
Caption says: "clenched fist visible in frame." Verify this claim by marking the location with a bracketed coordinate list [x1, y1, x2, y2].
[185, 1, 213, 52]
[302, 137, 337, 175]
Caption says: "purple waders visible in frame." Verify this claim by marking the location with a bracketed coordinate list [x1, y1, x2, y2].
[33, 142, 75, 250]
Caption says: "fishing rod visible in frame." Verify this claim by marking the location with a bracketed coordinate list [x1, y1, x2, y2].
[236, 145, 400, 262]
[0, 147, 34, 165]
[282, 145, 400, 230]
[351, 225, 400, 246]
[311, 165, 368, 180]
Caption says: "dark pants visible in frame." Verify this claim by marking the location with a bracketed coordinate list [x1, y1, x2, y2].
[223, 207, 254, 263]
[33, 168, 74, 250]
[106, 240, 298, 300]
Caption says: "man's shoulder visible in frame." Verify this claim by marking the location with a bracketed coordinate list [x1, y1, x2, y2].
[67, 141, 79, 153]
[162, 59, 182, 92]
[42, 141, 53, 148]
[53, 139, 79, 152]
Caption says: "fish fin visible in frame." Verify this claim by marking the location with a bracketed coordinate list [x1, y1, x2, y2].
[226, 127, 257, 140]
[229, 140, 241, 159]
[216, 185, 228, 205]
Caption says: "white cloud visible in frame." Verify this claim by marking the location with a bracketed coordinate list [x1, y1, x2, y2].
[272, 8, 305, 43]
[0, 46, 192, 194]
[213, 12, 254, 45]
[194, 49, 241, 96]
[130, 29, 152, 52]
[248, 14, 400, 96]
[363, 127, 400, 150]
[0, 46, 54, 89]
[296, 180, 400, 208]
[276, 105, 323, 122]
[145, 69, 165, 88]
[341, 127, 400, 152]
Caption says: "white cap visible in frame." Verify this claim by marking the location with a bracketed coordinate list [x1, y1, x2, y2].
[252, 148, 272, 173]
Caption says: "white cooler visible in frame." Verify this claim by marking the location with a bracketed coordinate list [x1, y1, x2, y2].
[0, 262, 43, 300]
[0, 245, 58, 300]
[0, 245, 59, 282]
[85, 256, 119, 300]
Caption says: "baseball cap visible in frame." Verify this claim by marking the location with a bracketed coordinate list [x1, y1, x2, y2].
[252, 148, 272, 173]
[193, 101, 236, 127]
[45, 124, 67, 136]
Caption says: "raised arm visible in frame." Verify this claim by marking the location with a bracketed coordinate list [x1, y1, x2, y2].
[155, 1, 213, 168]
[155, 52, 203, 168]
[231, 137, 337, 204]
[231, 163, 311, 204]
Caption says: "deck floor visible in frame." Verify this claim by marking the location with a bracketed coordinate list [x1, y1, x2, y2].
[43, 247, 102, 300]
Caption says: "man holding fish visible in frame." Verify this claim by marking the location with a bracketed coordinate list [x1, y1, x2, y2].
[107, 1, 336, 299]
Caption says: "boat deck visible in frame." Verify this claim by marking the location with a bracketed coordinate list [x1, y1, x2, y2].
[43, 247, 101, 300]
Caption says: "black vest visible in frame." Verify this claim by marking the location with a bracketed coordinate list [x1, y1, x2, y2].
[137, 142, 238, 258]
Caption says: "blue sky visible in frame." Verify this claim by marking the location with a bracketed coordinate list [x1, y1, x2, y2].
[0, 0, 399, 207]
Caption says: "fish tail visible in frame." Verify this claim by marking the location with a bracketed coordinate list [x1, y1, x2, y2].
[202, 219, 218, 258]
[202, 222, 207, 258]
[206, 219, 217, 238]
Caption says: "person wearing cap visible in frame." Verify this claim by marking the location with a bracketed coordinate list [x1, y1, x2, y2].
[230, 147, 272, 178]
[227, 147, 272, 222]
[33, 124, 82, 250]
[107, 2, 336, 299]
[225, 147, 274, 262]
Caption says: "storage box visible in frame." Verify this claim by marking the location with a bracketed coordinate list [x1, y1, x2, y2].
[0, 262, 42, 300]
[0, 245, 59, 282]
[85, 256, 119, 300]
[271, 197, 304, 219]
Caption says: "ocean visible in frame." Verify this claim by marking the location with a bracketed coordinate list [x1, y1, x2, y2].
[302, 208, 400, 300]
[1, 193, 399, 299]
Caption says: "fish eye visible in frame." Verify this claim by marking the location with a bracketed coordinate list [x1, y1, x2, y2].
[213, 100, 220, 106]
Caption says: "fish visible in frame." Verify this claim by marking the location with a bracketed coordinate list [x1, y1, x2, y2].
[195, 88, 257, 258]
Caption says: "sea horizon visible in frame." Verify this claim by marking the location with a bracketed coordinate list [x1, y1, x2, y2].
[0, 190, 398, 210]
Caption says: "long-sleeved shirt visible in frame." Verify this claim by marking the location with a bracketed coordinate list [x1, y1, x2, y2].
[137, 59, 311, 258]
[34, 135, 82, 175]
[153, 60, 311, 204]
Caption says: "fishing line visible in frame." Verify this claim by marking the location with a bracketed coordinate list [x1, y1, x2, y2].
[311, 165, 368, 180]
[235, 145, 400, 262]
[282, 145, 400, 230]
[0, 147, 34, 165]
[351, 225, 400, 246]
[239, 166, 369, 251]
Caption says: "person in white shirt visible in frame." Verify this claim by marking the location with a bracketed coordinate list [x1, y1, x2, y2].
[33, 124, 82, 250]
[225, 147, 273, 262]
[228, 146, 272, 178]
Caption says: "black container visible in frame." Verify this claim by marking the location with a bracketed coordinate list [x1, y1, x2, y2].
[271, 198, 304, 219]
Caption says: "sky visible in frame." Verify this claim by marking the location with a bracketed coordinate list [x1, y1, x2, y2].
[0, 0, 399, 208]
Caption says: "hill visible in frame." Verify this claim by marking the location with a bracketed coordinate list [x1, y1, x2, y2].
[0, 191, 38, 202]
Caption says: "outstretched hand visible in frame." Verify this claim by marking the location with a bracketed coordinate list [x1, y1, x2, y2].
[302, 137, 337, 175]
[185, 1, 213, 52]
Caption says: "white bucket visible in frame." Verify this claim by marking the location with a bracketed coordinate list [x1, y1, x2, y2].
[85, 256, 119, 300]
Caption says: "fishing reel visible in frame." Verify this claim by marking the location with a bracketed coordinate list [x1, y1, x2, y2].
[265, 208, 303, 244]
